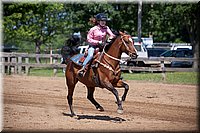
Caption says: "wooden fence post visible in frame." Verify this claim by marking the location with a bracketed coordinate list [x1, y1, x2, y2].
[18, 56, 22, 75]
[7, 55, 10, 74]
[11, 57, 17, 74]
[53, 57, 58, 76]
[50, 49, 53, 64]
[0, 57, 5, 74]
[160, 57, 166, 81]
[25, 57, 30, 75]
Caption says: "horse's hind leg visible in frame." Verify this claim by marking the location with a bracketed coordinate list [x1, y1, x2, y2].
[87, 87, 104, 111]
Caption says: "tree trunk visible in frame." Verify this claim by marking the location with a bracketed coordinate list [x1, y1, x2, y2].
[35, 40, 42, 63]
[185, 6, 199, 70]
[137, 1, 142, 43]
[192, 5, 199, 70]
[194, 4, 200, 70]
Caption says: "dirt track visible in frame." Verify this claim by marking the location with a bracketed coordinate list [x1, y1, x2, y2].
[3, 75, 198, 132]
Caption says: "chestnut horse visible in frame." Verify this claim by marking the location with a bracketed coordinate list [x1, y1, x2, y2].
[65, 32, 138, 116]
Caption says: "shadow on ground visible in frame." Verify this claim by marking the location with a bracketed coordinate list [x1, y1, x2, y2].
[62, 112, 126, 123]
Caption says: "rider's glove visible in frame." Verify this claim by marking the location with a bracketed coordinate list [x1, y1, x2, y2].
[106, 37, 114, 43]
[98, 41, 104, 47]
[107, 38, 112, 43]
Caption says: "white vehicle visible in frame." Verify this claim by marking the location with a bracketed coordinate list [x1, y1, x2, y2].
[142, 37, 153, 48]
[170, 43, 192, 50]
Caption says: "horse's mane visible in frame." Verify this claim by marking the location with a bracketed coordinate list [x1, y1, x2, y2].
[104, 31, 120, 52]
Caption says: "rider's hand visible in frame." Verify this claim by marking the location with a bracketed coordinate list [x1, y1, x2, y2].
[98, 41, 103, 46]
[107, 38, 112, 43]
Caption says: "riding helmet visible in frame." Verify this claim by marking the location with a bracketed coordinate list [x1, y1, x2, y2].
[95, 13, 110, 21]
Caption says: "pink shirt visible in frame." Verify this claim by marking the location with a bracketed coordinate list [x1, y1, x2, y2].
[87, 25, 115, 46]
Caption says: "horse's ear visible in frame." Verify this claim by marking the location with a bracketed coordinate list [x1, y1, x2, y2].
[119, 31, 125, 35]
[111, 29, 120, 36]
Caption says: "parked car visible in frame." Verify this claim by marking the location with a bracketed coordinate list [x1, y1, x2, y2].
[147, 48, 167, 57]
[170, 44, 192, 50]
[160, 49, 193, 68]
[142, 37, 153, 48]
[1, 45, 18, 52]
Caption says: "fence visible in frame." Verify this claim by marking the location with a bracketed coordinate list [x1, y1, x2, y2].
[0, 52, 198, 79]
[0, 52, 65, 76]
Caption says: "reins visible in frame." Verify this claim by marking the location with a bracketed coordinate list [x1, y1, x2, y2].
[96, 35, 132, 74]
[103, 49, 122, 62]
[102, 35, 131, 62]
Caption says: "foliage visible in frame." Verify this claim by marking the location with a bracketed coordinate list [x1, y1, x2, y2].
[3, 2, 199, 55]
[3, 3, 71, 54]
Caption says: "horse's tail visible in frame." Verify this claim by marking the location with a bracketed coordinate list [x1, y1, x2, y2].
[61, 45, 80, 64]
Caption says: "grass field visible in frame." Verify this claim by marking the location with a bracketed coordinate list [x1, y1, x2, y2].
[29, 68, 198, 85]
[122, 72, 198, 85]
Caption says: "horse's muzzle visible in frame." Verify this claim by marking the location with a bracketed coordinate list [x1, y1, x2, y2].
[129, 53, 138, 59]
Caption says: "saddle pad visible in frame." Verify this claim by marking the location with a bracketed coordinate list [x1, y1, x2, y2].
[70, 54, 85, 66]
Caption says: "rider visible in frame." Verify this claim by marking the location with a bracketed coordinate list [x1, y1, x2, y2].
[78, 13, 115, 77]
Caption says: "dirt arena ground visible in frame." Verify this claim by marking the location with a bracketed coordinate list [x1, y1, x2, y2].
[2, 75, 198, 132]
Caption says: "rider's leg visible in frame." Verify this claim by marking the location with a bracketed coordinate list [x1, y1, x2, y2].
[78, 47, 95, 77]
[82, 47, 95, 67]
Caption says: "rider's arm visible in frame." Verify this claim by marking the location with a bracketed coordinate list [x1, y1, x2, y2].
[87, 27, 99, 45]
[106, 26, 115, 39]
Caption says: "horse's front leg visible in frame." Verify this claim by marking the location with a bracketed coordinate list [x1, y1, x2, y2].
[87, 87, 104, 111]
[104, 82, 123, 114]
[113, 80, 129, 102]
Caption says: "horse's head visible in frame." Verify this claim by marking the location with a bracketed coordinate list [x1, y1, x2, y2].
[119, 32, 138, 59]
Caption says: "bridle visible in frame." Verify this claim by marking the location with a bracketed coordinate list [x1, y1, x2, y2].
[103, 35, 134, 62]
[95, 35, 135, 74]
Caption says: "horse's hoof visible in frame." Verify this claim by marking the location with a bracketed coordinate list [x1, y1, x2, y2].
[72, 114, 79, 119]
[70, 113, 76, 117]
[117, 109, 123, 114]
[97, 106, 104, 112]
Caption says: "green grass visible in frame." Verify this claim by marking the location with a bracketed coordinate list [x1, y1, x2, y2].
[29, 68, 198, 85]
[122, 72, 198, 85]
[29, 68, 65, 77]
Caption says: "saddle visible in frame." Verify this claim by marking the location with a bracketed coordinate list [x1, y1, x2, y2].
[77, 48, 101, 86]
[78, 48, 100, 65]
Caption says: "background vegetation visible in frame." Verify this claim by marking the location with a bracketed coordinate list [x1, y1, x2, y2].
[3, 2, 199, 55]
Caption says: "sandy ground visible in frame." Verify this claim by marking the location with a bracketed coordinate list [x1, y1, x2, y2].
[2, 75, 198, 132]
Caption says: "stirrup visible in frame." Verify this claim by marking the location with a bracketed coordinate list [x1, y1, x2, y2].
[78, 68, 86, 77]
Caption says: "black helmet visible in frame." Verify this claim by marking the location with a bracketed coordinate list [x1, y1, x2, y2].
[95, 13, 109, 21]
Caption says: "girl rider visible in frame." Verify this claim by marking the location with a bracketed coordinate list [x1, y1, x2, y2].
[78, 13, 115, 77]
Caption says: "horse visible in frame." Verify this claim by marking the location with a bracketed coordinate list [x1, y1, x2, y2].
[64, 31, 138, 116]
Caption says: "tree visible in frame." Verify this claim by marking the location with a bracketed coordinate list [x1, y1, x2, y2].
[3, 2, 198, 68]
[3, 3, 71, 63]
